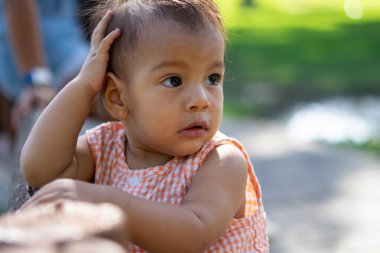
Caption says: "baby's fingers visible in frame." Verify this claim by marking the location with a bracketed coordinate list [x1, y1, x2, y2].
[98, 27, 121, 54]
[91, 10, 114, 48]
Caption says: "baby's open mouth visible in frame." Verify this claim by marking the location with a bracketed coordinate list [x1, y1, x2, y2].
[182, 120, 208, 131]
[179, 120, 209, 137]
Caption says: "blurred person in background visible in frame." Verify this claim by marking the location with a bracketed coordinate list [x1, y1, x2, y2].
[0, 0, 89, 153]
[0, 0, 90, 211]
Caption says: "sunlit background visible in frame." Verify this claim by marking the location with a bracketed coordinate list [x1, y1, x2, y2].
[216, 0, 380, 149]
[214, 0, 380, 252]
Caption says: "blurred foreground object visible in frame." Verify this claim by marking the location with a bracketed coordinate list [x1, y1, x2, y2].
[0, 201, 128, 253]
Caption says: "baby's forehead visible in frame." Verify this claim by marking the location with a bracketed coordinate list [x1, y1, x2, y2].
[106, 1, 225, 78]
[116, 14, 223, 56]
[130, 23, 224, 63]
[134, 19, 223, 53]
[138, 17, 213, 39]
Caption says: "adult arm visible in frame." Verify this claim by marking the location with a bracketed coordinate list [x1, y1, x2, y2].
[4, 0, 46, 73]
[4, 0, 57, 129]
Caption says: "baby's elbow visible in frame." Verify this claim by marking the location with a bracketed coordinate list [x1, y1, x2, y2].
[190, 229, 218, 253]
[186, 218, 220, 253]
[20, 150, 45, 188]
[21, 164, 41, 189]
[172, 237, 211, 253]
[163, 220, 216, 253]
[194, 239, 214, 253]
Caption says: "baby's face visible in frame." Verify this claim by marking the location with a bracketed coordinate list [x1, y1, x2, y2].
[122, 20, 225, 157]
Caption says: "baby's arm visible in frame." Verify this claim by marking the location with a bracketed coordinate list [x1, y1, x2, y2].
[102, 144, 247, 252]
[21, 139, 248, 252]
[20, 11, 121, 188]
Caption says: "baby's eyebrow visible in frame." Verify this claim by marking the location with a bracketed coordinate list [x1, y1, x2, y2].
[151, 60, 187, 72]
[151, 60, 225, 72]
[208, 61, 225, 69]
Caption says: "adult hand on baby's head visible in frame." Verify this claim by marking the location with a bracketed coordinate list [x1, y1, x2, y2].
[77, 10, 120, 96]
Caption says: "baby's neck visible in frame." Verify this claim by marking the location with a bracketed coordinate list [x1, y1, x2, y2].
[125, 144, 174, 170]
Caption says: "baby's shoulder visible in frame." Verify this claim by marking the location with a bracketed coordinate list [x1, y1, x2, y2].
[195, 131, 249, 169]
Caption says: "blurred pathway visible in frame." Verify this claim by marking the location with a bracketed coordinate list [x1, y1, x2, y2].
[221, 118, 380, 253]
[1, 118, 380, 252]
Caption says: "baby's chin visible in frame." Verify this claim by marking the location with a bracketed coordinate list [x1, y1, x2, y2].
[168, 139, 212, 158]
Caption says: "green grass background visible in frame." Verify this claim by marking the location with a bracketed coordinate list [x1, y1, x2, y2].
[214, 0, 380, 116]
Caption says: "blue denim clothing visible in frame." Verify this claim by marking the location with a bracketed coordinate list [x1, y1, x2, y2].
[0, 0, 89, 100]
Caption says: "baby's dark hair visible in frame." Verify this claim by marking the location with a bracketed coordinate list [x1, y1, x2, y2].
[83, 0, 225, 81]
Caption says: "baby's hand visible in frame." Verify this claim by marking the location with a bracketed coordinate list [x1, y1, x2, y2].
[77, 10, 120, 95]
[19, 179, 103, 212]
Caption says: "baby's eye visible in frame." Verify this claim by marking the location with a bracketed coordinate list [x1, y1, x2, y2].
[207, 74, 222, 86]
[162, 76, 182, 88]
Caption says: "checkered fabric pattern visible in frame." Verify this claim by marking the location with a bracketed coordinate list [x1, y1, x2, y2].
[86, 122, 269, 252]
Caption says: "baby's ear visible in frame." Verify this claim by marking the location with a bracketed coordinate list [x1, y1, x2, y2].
[102, 72, 128, 120]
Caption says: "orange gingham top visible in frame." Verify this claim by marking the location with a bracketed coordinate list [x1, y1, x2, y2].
[86, 122, 269, 253]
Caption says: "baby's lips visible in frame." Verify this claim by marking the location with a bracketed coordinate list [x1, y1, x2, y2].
[181, 120, 208, 130]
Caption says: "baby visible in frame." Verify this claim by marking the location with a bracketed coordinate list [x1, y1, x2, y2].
[20, 0, 269, 252]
